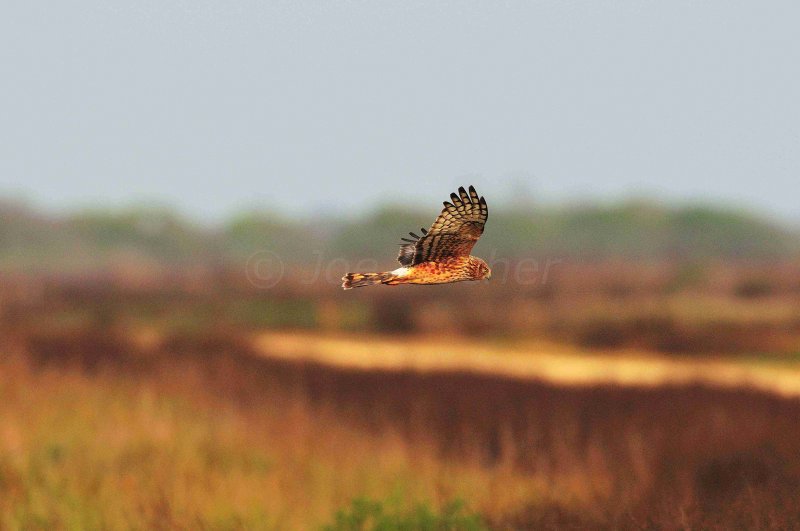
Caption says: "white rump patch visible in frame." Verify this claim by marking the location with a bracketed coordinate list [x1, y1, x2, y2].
[390, 267, 409, 277]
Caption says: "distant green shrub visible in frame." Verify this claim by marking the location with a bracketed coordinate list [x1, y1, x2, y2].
[322, 497, 487, 531]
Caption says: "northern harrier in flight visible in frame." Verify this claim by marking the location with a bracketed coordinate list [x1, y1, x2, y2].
[342, 186, 491, 289]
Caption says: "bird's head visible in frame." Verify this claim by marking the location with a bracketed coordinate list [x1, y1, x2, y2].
[472, 257, 491, 281]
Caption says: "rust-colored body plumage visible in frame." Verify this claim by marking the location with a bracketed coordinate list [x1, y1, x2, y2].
[342, 186, 490, 289]
[383, 257, 486, 285]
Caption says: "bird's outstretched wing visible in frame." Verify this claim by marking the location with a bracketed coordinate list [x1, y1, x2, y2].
[397, 185, 488, 266]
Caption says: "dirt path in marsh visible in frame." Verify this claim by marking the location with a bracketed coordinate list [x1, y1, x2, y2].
[252, 331, 800, 397]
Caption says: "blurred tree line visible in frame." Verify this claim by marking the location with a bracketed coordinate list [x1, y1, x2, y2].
[0, 197, 797, 274]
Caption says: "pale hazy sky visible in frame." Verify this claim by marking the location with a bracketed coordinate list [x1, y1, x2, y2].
[1, 1, 798, 221]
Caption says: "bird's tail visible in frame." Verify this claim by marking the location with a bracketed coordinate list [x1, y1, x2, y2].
[342, 271, 396, 289]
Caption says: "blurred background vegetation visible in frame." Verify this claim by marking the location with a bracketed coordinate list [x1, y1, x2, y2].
[2, 197, 798, 274]
[3, 193, 800, 528]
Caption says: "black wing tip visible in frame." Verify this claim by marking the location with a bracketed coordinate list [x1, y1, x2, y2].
[450, 192, 460, 204]
[467, 185, 481, 205]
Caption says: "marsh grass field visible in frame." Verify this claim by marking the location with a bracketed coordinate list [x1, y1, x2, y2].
[2, 325, 800, 529]
[2, 268, 800, 530]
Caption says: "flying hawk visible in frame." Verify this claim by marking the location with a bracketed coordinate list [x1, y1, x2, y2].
[342, 185, 490, 289]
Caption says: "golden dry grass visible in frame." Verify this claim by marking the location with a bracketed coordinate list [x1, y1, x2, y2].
[0, 353, 509, 530]
[253, 331, 800, 397]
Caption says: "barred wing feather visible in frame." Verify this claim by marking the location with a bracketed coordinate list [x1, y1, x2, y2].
[397, 185, 488, 266]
